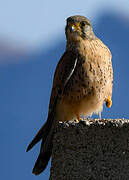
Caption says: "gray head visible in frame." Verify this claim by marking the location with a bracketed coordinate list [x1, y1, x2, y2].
[65, 15, 95, 41]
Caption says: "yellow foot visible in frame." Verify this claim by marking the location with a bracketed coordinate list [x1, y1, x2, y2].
[76, 115, 83, 123]
[75, 119, 80, 123]
[106, 96, 112, 108]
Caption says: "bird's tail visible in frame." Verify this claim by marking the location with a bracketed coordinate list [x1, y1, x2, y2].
[32, 124, 54, 175]
[26, 112, 56, 175]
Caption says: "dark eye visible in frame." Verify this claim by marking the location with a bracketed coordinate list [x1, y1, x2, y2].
[81, 21, 86, 28]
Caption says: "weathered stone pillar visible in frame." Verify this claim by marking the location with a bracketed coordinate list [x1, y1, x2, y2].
[49, 119, 129, 180]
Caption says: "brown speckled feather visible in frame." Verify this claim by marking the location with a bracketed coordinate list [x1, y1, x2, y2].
[51, 38, 113, 121]
[48, 51, 78, 113]
[26, 15, 113, 175]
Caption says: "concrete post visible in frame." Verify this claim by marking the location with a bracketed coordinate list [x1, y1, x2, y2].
[49, 119, 129, 180]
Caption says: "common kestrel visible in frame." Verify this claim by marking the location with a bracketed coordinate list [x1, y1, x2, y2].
[26, 15, 113, 175]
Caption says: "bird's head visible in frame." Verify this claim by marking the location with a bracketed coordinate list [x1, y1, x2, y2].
[65, 15, 95, 42]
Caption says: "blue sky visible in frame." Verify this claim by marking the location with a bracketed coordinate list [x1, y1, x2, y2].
[0, 1, 129, 180]
[0, 0, 129, 48]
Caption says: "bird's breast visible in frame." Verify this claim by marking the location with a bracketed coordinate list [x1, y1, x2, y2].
[56, 39, 113, 121]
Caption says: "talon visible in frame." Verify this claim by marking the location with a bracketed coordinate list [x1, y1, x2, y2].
[106, 96, 112, 108]
[75, 119, 80, 123]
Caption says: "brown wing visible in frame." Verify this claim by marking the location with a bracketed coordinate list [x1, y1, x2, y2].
[48, 50, 78, 114]
[26, 50, 78, 152]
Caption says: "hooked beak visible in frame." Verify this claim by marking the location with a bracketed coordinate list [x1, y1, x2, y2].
[69, 23, 81, 33]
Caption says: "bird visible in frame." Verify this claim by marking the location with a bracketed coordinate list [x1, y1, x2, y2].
[26, 15, 113, 175]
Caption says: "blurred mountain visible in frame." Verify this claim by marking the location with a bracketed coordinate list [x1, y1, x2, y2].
[0, 12, 129, 180]
[0, 39, 30, 63]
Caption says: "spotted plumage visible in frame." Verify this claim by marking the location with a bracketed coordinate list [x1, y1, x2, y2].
[26, 15, 113, 175]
